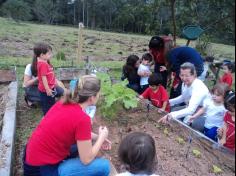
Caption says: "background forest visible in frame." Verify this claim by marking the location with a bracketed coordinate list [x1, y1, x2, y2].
[0, 0, 235, 45]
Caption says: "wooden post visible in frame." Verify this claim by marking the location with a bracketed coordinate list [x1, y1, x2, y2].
[77, 22, 84, 66]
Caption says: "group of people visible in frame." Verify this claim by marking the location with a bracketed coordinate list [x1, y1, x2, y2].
[122, 36, 235, 151]
[22, 36, 235, 176]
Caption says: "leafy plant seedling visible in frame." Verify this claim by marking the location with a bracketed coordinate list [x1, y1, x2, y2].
[164, 128, 169, 136]
[212, 165, 223, 174]
[176, 137, 185, 144]
[192, 149, 201, 158]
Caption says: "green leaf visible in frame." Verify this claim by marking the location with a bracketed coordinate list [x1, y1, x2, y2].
[212, 165, 223, 174]
[192, 149, 201, 158]
[176, 137, 185, 144]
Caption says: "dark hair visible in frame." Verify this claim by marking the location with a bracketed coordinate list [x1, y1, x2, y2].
[148, 73, 163, 86]
[123, 55, 140, 76]
[62, 75, 101, 104]
[223, 62, 235, 73]
[31, 57, 38, 77]
[180, 62, 197, 76]
[149, 36, 164, 51]
[224, 91, 235, 112]
[142, 53, 153, 62]
[211, 83, 229, 97]
[205, 56, 214, 63]
[31, 43, 52, 77]
[118, 132, 156, 175]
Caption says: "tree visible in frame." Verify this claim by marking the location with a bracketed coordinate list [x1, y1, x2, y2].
[0, 0, 32, 21]
[33, 0, 62, 24]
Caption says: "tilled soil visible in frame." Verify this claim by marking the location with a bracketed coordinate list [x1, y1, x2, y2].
[0, 84, 8, 140]
[93, 106, 235, 176]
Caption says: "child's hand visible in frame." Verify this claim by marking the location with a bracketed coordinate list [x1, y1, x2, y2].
[158, 114, 171, 124]
[46, 89, 53, 96]
[217, 128, 223, 138]
[101, 139, 112, 151]
[218, 139, 226, 146]
[160, 66, 167, 72]
[99, 126, 109, 140]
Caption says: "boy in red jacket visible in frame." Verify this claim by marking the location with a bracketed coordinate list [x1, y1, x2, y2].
[219, 62, 235, 89]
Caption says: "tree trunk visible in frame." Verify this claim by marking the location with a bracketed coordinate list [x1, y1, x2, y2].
[170, 0, 177, 46]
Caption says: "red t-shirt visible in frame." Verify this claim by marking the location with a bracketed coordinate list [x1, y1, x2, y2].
[141, 85, 170, 112]
[220, 73, 233, 89]
[224, 112, 235, 151]
[37, 60, 56, 92]
[26, 101, 92, 165]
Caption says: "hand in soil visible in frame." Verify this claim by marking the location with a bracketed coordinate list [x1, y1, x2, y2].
[158, 114, 169, 124]
[101, 139, 112, 151]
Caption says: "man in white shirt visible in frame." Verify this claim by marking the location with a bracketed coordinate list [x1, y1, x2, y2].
[158, 62, 210, 125]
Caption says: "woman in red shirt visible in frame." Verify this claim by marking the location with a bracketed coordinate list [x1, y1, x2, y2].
[23, 75, 111, 176]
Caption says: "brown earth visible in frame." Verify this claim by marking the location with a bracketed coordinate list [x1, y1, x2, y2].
[0, 84, 8, 140]
[93, 105, 235, 176]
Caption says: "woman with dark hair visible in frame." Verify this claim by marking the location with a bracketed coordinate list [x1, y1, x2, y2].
[23, 75, 111, 176]
[23, 57, 41, 107]
[117, 132, 158, 176]
[122, 55, 141, 94]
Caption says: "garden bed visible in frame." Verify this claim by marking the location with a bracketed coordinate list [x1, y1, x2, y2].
[0, 69, 17, 176]
[93, 104, 235, 176]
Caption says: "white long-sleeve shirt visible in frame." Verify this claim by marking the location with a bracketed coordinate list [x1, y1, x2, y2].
[170, 78, 210, 119]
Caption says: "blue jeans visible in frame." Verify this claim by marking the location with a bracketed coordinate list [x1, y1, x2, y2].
[39, 91, 56, 115]
[204, 127, 218, 141]
[58, 158, 110, 176]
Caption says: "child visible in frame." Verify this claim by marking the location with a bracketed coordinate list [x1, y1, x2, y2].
[185, 84, 228, 141]
[138, 53, 153, 94]
[122, 55, 141, 94]
[218, 92, 235, 151]
[219, 62, 235, 90]
[139, 73, 170, 112]
[35, 43, 63, 115]
[117, 132, 159, 176]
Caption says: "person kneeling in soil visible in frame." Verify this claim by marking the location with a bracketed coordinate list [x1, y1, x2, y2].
[23, 75, 111, 176]
[217, 91, 235, 151]
[116, 132, 159, 176]
[139, 73, 170, 112]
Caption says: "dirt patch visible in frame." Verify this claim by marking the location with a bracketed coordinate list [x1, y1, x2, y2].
[0, 70, 16, 83]
[93, 106, 235, 176]
[0, 84, 8, 140]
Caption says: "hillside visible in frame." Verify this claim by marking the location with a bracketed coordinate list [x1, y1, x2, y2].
[0, 17, 235, 67]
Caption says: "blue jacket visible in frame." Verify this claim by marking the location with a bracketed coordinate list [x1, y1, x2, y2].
[167, 46, 204, 76]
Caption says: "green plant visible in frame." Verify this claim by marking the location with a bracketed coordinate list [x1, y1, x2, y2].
[56, 51, 66, 61]
[192, 149, 201, 158]
[97, 73, 138, 120]
[164, 128, 169, 136]
[212, 165, 223, 174]
[176, 137, 185, 144]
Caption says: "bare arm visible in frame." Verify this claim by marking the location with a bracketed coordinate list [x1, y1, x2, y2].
[161, 101, 168, 111]
[189, 107, 206, 121]
[23, 75, 38, 87]
[77, 127, 108, 165]
[42, 76, 52, 96]
[219, 122, 227, 145]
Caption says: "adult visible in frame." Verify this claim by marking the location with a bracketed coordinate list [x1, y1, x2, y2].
[122, 55, 141, 94]
[158, 63, 210, 131]
[23, 58, 40, 107]
[149, 36, 173, 88]
[23, 57, 65, 107]
[23, 75, 111, 176]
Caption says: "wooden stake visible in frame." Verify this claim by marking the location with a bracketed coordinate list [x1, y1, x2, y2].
[77, 22, 84, 66]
